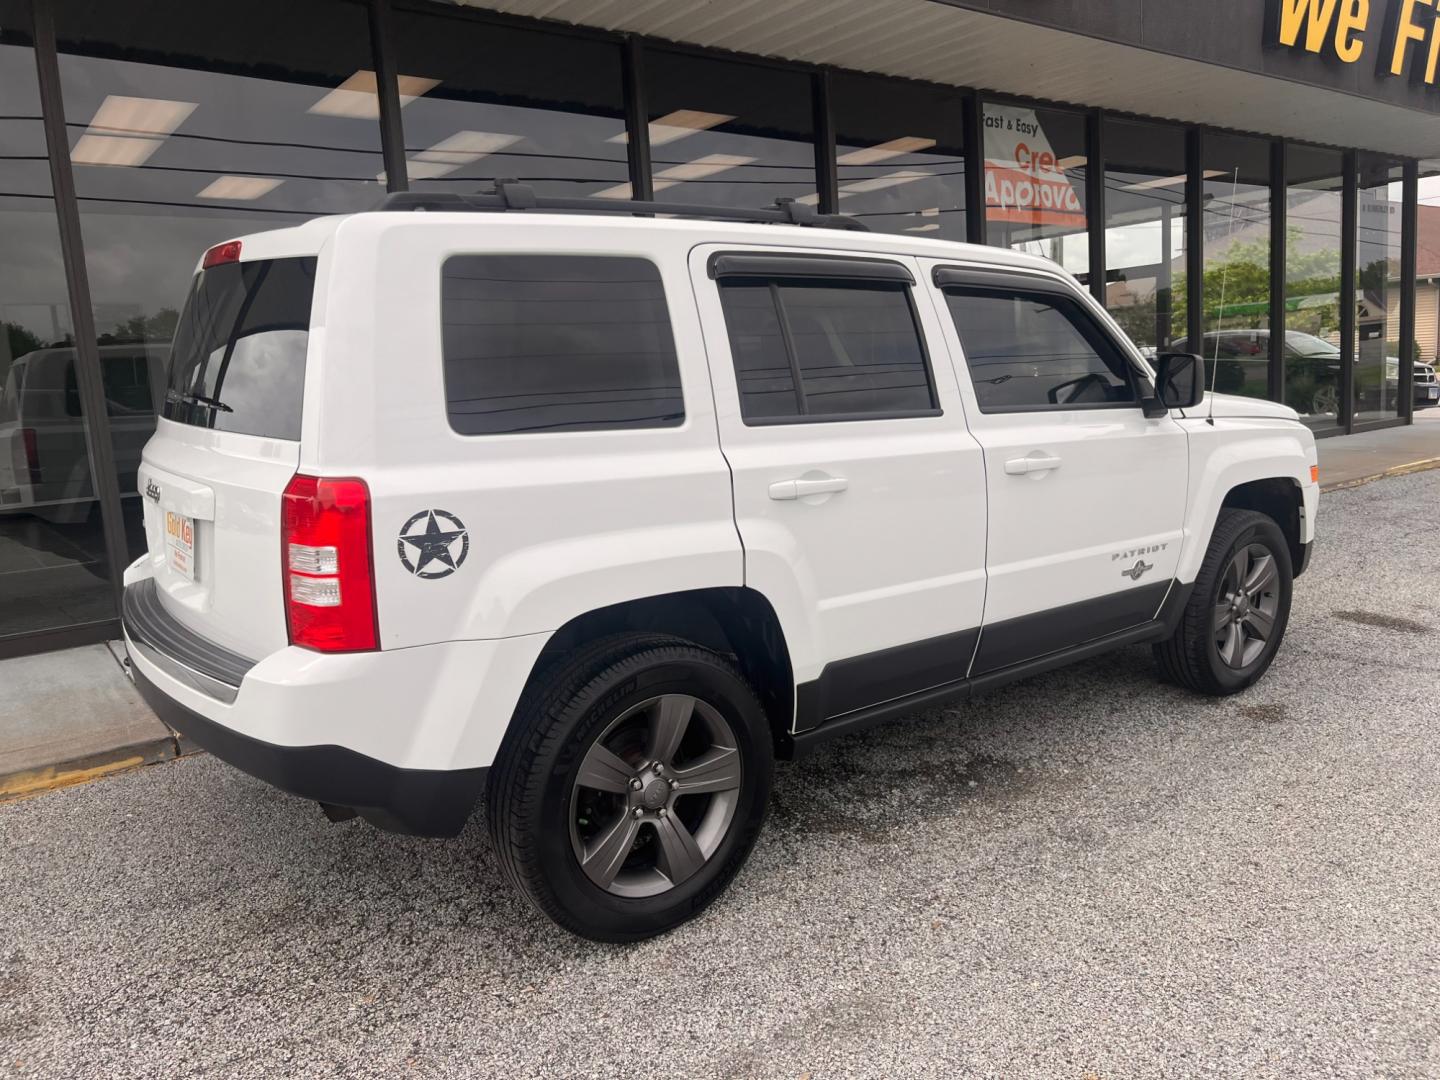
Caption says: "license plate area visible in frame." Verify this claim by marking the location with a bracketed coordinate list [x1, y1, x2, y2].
[164, 510, 196, 582]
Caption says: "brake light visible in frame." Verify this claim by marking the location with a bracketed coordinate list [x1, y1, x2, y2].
[281, 473, 378, 652]
[202, 239, 242, 269]
[20, 428, 40, 485]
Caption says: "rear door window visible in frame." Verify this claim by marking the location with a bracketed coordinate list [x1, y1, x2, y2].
[441, 254, 683, 436]
[164, 256, 316, 440]
[716, 277, 937, 423]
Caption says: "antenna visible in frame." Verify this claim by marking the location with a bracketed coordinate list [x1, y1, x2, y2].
[1206, 166, 1242, 426]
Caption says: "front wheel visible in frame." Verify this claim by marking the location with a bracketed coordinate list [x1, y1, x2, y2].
[1154, 508, 1293, 695]
[487, 633, 773, 942]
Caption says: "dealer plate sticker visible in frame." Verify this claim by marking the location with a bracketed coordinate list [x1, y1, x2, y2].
[165, 511, 195, 582]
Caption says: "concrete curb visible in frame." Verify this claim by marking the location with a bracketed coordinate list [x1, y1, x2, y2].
[1320, 455, 1440, 493]
[0, 734, 181, 803]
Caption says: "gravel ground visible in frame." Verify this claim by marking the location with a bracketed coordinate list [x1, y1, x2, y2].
[3, 471, 1440, 1079]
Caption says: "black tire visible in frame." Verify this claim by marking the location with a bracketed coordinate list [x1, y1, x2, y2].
[1153, 508, 1293, 696]
[486, 632, 773, 942]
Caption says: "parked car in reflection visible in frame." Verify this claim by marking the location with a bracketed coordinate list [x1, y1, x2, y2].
[1168, 329, 1416, 417]
[1412, 360, 1439, 408]
[0, 343, 167, 523]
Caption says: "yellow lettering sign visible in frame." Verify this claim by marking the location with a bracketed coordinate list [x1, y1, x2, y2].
[1334, 0, 1369, 62]
[1277, 0, 1341, 52]
[1392, 0, 1435, 74]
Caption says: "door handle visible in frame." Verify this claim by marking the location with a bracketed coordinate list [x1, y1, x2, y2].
[768, 476, 849, 500]
[1004, 455, 1062, 475]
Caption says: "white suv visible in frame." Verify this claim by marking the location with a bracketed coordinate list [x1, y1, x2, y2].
[123, 186, 1318, 941]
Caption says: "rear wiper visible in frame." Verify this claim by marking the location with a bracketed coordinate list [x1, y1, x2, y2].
[169, 390, 233, 413]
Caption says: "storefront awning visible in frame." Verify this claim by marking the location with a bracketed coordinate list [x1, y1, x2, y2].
[467, 0, 1440, 158]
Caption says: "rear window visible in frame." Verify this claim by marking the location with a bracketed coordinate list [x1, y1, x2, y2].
[441, 254, 683, 435]
[164, 256, 316, 440]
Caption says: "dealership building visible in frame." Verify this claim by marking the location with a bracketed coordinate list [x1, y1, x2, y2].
[2, 0, 1440, 659]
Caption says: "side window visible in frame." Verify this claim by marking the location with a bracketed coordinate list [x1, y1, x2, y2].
[716, 278, 937, 422]
[942, 286, 1138, 412]
[442, 254, 684, 436]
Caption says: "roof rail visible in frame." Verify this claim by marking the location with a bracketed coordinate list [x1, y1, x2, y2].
[370, 179, 869, 231]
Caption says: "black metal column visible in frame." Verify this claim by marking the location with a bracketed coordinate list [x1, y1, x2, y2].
[1340, 150, 1358, 433]
[963, 93, 985, 245]
[1186, 127, 1205, 352]
[1400, 158, 1418, 424]
[1086, 109, 1106, 305]
[812, 69, 838, 215]
[30, 0, 131, 618]
[1268, 139, 1287, 403]
[622, 36, 653, 201]
[369, 0, 408, 192]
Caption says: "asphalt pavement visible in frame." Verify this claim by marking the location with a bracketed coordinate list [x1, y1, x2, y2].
[3, 471, 1439, 1079]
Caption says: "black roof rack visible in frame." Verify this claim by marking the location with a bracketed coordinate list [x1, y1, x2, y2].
[369, 178, 869, 232]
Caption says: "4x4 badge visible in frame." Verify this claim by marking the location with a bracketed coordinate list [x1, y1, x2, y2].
[1121, 559, 1153, 581]
[397, 509, 469, 579]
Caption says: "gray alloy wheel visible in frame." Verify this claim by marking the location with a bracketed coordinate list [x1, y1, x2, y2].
[569, 693, 742, 899]
[1213, 542, 1280, 670]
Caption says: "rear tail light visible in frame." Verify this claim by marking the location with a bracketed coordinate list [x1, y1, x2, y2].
[202, 239, 242, 269]
[281, 473, 378, 652]
[21, 428, 40, 485]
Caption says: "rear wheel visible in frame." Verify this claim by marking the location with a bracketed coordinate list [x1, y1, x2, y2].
[487, 633, 773, 942]
[1154, 508, 1293, 695]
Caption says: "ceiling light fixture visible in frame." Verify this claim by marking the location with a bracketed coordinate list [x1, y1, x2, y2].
[837, 136, 937, 167]
[405, 130, 522, 179]
[71, 133, 162, 168]
[653, 153, 755, 183]
[197, 176, 283, 200]
[593, 182, 634, 199]
[608, 110, 735, 147]
[88, 95, 196, 137]
[1122, 169, 1226, 192]
[839, 169, 929, 194]
[309, 71, 440, 119]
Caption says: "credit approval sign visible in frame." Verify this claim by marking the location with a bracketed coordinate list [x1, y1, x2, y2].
[983, 104, 1086, 231]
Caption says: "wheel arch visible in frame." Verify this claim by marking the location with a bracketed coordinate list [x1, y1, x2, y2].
[523, 587, 797, 748]
[1218, 477, 1306, 576]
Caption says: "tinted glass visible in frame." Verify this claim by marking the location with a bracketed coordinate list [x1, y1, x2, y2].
[944, 288, 1136, 410]
[718, 280, 934, 421]
[389, 7, 628, 198]
[716, 284, 799, 420]
[983, 102, 1089, 277]
[831, 73, 966, 239]
[53, 0, 385, 557]
[442, 255, 683, 435]
[645, 50, 816, 210]
[164, 258, 315, 440]
[1284, 145, 1344, 431]
[1354, 154, 1404, 423]
[0, 7, 116, 642]
[1201, 133, 1272, 400]
[1103, 119, 1187, 351]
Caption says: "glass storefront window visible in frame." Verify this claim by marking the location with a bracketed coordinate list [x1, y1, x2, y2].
[982, 101, 1088, 276]
[830, 73, 965, 240]
[390, 8, 628, 198]
[0, 7, 117, 643]
[53, 0, 386, 561]
[644, 50, 816, 210]
[1198, 133, 1272, 400]
[1103, 118, 1187, 352]
[1354, 154, 1405, 423]
[1284, 145, 1345, 430]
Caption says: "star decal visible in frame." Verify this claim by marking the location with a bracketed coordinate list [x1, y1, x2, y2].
[397, 510, 469, 578]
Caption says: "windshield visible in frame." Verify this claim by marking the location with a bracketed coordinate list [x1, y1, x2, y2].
[164, 256, 316, 440]
[1284, 330, 1340, 358]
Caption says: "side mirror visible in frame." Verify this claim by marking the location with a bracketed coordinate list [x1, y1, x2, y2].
[1153, 352, 1206, 410]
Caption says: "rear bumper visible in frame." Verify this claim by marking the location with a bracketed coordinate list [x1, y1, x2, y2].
[131, 662, 485, 836]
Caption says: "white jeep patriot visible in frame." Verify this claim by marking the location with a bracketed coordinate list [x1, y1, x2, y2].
[123, 186, 1318, 942]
